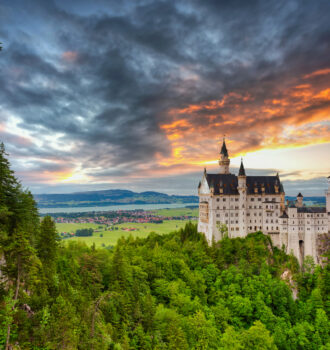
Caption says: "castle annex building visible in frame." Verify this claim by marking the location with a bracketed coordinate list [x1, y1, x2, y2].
[198, 140, 330, 264]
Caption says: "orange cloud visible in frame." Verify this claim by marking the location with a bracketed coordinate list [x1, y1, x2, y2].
[158, 73, 330, 168]
[62, 51, 78, 62]
[304, 68, 330, 79]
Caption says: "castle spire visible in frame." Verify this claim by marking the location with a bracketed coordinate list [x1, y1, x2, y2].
[238, 158, 246, 176]
[220, 138, 228, 157]
[218, 137, 230, 174]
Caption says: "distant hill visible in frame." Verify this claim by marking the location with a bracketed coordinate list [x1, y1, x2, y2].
[285, 196, 325, 205]
[34, 189, 326, 209]
[34, 189, 199, 208]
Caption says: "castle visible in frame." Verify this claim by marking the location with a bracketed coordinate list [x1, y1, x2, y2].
[198, 140, 330, 264]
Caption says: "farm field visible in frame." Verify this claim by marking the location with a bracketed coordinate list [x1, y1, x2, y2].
[56, 219, 196, 247]
[152, 207, 198, 217]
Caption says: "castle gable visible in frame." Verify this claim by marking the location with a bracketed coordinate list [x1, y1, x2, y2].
[199, 175, 210, 194]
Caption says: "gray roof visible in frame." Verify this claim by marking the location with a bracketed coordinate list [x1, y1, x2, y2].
[297, 207, 326, 213]
[204, 173, 284, 195]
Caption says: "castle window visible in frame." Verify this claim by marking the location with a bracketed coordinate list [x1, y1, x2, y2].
[247, 213, 250, 216]
[236, 213, 239, 217]
[235, 198, 238, 202]
[259, 213, 262, 216]
[251, 198, 254, 201]
[216, 214, 220, 217]
[217, 198, 219, 202]
[223, 198, 226, 201]
[258, 198, 261, 201]
[225, 213, 228, 217]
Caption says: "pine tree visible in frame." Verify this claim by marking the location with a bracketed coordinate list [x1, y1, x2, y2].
[37, 216, 59, 285]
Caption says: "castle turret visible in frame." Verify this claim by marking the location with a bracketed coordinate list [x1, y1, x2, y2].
[237, 158, 247, 237]
[219, 139, 230, 174]
[296, 193, 303, 208]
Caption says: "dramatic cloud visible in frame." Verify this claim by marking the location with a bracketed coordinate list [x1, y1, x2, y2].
[0, 0, 329, 195]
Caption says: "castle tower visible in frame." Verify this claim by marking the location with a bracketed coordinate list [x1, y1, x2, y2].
[327, 176, 330, 213]
[219, 139, 230, 174]
[237, 159, 247, 237]
[327, 176, 330, 232]
[296, 193, 303, 208]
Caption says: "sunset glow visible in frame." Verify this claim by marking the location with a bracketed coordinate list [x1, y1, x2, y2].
[0, 0, 329, 195]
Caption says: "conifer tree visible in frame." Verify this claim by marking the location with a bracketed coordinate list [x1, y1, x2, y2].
[37, 216, 59, 283]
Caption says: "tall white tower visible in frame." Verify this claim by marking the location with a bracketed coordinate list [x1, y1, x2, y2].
[237, 159, 247, 237]
[326, 176, 330, 215]
[219, 139, 230, 174]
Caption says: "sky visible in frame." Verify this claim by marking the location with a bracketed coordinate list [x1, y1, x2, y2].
[0, 0, 329, 196]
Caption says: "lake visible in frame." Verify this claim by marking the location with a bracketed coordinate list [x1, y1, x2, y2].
[39, 202, 198, 214]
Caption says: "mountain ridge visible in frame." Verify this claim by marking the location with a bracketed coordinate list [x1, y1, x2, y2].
[34, 189, 326, 208]
[34, 189, 199, 208]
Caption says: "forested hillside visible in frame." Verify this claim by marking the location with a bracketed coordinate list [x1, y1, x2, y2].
[34, 190, 198, 208]
[0, 143, 329, 349]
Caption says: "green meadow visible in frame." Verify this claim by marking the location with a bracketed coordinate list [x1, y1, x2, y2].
[56, 219, 196, 247]
[151, 207, 198, 217]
